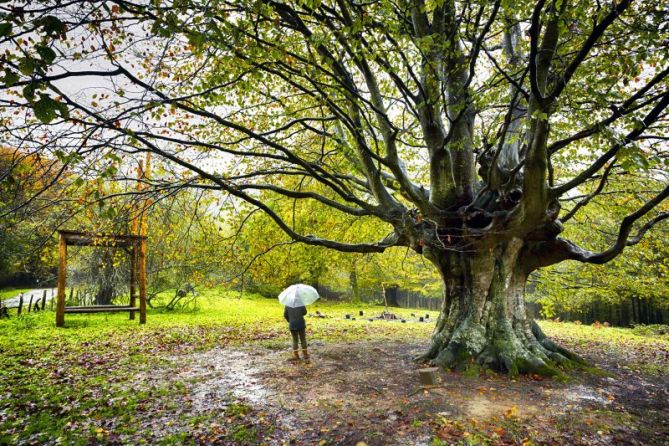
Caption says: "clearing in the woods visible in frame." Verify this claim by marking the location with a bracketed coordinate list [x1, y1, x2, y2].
[1, 290, 667, 445]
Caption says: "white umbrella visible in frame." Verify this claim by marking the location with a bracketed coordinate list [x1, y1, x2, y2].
[278, 284, 320, 308]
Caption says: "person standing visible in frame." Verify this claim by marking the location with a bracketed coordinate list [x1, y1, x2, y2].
[284, 305, 309, 362]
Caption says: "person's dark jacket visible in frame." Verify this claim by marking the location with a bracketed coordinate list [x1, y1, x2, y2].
[284, 306, 307, 331]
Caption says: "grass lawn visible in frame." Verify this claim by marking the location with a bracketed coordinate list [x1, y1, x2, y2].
[0, 288, 667, 445]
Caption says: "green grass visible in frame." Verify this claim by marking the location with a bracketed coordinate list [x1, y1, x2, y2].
[540, 320, 669, 375]
[0, 287, 439, 345]
[540, 320, 669, 351]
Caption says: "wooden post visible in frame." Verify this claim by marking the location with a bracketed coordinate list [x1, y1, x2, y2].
[56, 233, 67, 327]
[41, 290, 47, 310]
[129, 246, 137, 320]
[138, 238, 147, 324]
[418, 367, 439, 386]
[17, 294, 23, 315]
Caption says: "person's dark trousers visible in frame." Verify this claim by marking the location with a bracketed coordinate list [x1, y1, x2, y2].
[291, 329, 309, 360]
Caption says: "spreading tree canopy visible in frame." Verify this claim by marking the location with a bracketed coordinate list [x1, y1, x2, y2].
[1, 0, 667, 374]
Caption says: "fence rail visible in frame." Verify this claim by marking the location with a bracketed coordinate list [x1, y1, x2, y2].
[315, 284, 443, 311]
[395, 292, 443, 311]
[0, 289, 56, 317]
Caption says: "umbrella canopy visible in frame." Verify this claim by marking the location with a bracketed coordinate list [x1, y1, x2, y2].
[279, 284, 320, 308]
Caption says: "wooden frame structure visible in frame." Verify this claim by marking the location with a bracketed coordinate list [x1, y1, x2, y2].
[56, 230, 147, 327]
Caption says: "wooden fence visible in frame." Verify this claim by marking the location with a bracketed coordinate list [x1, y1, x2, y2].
[315, 284, 443, 311]
[394, 291, 443, 311]
[527, 297, 668, 327]
[1, 289, 53, 317]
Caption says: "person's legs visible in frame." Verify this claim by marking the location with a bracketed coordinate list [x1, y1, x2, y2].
[299, 330, 309, 360]
[289, 330, 300, 361]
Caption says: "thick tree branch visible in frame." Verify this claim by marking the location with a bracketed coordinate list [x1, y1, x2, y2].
[562, 189, 668, 265]
[548, 0, 632, 101]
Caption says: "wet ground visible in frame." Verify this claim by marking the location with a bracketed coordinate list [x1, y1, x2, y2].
[129, 340, 669, 445]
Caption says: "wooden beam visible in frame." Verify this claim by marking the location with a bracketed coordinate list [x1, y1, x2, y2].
[64, 306, 140, 314]
[136, 153, 150, 325]
[65, 305, 127, 309]
[139, 238, 147, 324]
[56, 233, 67, 327]
[58, 230, 145, 247]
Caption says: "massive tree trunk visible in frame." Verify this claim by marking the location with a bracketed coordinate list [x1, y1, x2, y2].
[420, 239, 582, 376]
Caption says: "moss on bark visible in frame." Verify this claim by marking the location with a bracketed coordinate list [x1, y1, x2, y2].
[421, 239, 585, 376]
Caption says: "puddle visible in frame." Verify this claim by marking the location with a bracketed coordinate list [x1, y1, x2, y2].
[171, 349, 271, 412]
[163, 347, 304, 443]
[564, 384, 612, 405]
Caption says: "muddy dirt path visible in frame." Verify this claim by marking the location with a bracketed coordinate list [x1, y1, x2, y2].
[129, 340, 668, 445]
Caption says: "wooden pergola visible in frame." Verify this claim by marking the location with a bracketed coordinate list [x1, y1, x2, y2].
[55, 230, 147, 327]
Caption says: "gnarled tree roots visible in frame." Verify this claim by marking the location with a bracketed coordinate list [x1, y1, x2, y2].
[419, 319, 585, 377]
[419, 239, 587, 377]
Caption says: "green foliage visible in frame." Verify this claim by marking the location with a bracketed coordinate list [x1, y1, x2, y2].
[33, 93, 60, 123]
[37, 15, 66, 37]
[0, 150, 61, 285]
[231, 180, 442, 298]
[231, 425, 257, 442]
[0, 22, 12, 37]
[529, 175, 669, 318]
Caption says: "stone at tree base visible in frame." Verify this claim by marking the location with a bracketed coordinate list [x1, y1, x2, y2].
[418, 367, 440, 386]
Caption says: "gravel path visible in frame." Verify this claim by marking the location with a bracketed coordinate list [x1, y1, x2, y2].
[2, 288, 57, 308]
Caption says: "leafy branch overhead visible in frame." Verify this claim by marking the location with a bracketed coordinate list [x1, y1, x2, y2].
[1, 0, 665, 259]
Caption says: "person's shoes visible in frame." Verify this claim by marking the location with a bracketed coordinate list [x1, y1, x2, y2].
[287, 350, 300, 362]
[301, 349, 310, 362]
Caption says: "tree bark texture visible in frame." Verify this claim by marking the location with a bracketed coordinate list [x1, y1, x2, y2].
[421, 239, 583, 375]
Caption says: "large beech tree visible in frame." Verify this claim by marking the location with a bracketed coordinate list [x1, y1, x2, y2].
[1, 0, 668, 374]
